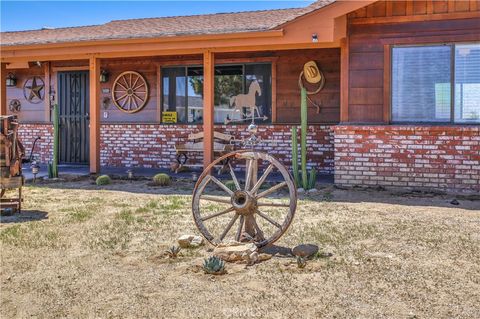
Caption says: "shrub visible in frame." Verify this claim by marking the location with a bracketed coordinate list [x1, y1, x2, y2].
[153, 173, 171, 186]
[96, 175, 111, 186]
[225, 180, 237, 192]
[203, 256, 226, 275]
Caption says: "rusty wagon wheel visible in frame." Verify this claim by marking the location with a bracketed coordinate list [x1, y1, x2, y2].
[111, 71, 149, 113]
[192, 150, 297, 248]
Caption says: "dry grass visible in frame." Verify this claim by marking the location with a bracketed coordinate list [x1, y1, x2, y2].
[1, 178, 479, 318]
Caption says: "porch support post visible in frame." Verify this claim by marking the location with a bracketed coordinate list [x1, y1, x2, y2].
[0, 63, 7, 116]
[89, 57, 101, 174]
[340, 37, 349, 123]
[203, 50, 214, 170]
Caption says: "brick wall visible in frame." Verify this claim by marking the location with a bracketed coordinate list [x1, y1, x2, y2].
[17, 124, 54, 163]
[100, 124, 334, 173]
[334, 126, 480, 194]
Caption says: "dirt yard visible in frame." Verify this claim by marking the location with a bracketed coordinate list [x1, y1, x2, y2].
[1, 177, 479, 318]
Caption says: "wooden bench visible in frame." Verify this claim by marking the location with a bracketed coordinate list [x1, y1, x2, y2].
[173, 131, 234, 174]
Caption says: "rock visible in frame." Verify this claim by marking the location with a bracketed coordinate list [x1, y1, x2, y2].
[258, 253, 273, 262]
[213, 242, 257, 263]
[307, 188, 319, 194]
[177, 235, 204, 248]
[450, 199, 460, 206]
[297, 188, 305, 194]
[292, 244, 319, 258]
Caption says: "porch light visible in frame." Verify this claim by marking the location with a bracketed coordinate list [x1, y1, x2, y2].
[99, 69, 109, 83]
[311, 33, 318, 43]
[126, 169, 134, 180]
[31, 161, 40, 183]
[6, 73, 17, 87]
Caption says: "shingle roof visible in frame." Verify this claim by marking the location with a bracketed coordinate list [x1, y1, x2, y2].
[0, 1, 335, 47]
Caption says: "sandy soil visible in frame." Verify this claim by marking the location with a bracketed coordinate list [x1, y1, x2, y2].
[1, 177, 479, 318]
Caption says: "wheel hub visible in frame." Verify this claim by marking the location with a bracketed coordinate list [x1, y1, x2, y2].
[231, 190, 257, 215]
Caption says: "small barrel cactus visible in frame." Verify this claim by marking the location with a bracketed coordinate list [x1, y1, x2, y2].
[153, 173, 171, 186]
[203, 256, 226, 275]
[96, 175, 111, 186]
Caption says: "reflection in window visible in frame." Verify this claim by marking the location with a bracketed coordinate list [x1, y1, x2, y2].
[455, 44, 480, 123]
[162, 63, 271, 124]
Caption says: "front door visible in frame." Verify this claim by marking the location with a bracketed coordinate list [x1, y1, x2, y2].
[57, 71, 89, 164]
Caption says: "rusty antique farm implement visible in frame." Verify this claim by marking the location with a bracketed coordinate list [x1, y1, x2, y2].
[1, 115, 25, 213]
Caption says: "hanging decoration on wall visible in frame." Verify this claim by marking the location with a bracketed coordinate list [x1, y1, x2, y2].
[298, 61, 325, 113]
[111, 71, 149, 113]
[23, 76, 45, 104]
[9, 99, 21, 113]
[225, 80, 268, 124]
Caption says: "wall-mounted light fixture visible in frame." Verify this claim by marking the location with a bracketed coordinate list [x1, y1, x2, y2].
[100, 69, 109, 83]
[312, 33, 318, 43]
[6, 73, 17, 87]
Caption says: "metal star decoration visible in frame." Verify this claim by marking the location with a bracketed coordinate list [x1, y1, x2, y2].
[23, 76, 45, 104]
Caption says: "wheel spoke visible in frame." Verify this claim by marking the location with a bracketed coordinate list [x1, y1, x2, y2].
[209, 175, 234, 196]
[133, 83, 145, 91]
[132, 93, 144, 104]
[244, 159, 255, 191]
[228, 162, 241, 191]
[131, 95, 138, 109]
[116, 93, 128, 101]
[131, 75, 140, 89]
[116, 82, 128, 90]
[251, 163, 274, 194]
[250, 216, 265, 240]
[219, 213, 239, 241]
[129, 73, 133, 87]
[201, 206, 235, 221]
[200, 195, 231, 204]
[235, 215, 244, 241]
[256, 181, 287, 199]
[256, 210, 282, 229]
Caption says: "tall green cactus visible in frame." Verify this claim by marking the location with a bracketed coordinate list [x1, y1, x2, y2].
[300, 87, 308, 190]
[308, 167, 317, 190]
[52, 103, 59, 178]
[291, 126, 300, 187]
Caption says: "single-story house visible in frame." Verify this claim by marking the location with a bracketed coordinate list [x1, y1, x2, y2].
[1, 0, 479, 194]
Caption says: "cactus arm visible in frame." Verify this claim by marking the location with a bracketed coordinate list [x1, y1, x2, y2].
[301, 87, 308, 190]
[291, 126, 299, 187]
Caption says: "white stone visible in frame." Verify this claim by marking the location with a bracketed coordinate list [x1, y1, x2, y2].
[213, 242, 258, 263]
[177, 235, 204, 248]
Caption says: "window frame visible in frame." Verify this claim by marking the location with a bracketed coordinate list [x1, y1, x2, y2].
[160, 61, 274, 125]
[389, 42, 480, 125]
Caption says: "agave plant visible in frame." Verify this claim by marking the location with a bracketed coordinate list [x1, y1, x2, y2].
[164, 245, 181, 258]
[203, 256, 226, 275]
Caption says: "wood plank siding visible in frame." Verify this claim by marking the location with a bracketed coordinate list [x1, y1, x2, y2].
[346, 0, 480, 123]
[6, 48, 341, 124]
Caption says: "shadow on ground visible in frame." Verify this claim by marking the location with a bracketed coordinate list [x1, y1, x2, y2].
[0, 210, 49, 224]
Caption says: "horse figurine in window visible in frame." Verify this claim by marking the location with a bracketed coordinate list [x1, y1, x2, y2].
[229, 80, 261, 118]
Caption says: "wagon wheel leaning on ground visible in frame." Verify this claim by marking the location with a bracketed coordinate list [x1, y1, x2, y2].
[111, 71, 149, 113]
[192, 150, 297, 248]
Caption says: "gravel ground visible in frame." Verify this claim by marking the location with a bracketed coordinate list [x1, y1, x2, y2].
[1, 177, 479, 318]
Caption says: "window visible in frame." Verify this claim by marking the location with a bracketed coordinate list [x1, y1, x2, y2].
[162, 66, 203, 124]
[162, 63, 271, 124]
[391, 43, 480, 123]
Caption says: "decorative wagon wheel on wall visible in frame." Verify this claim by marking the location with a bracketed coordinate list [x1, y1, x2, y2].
[192, 150, 297, 248]
[111, 71, 149, 113]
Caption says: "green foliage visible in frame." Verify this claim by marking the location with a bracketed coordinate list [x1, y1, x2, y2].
[203, 256, 226, 275]
[225, 180, 237, 192]
[165, 245, 181, 258]
[300, 87, 308, 190]
[96, 175, 111, 186]
[308, 168, 317, 190]
[291, 126, 300, 187]
[153, 173, 171, 186]
[189, 75, 243, 106]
